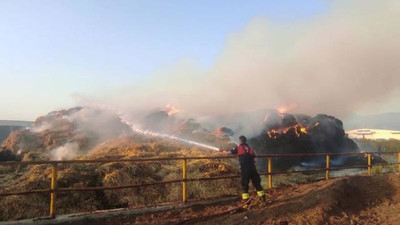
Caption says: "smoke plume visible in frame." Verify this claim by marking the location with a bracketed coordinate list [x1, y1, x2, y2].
[50, 142, 80, 160]
[77, 0, 400, 137]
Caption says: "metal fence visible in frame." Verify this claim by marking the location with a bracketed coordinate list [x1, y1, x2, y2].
[0, 151, 399, 219]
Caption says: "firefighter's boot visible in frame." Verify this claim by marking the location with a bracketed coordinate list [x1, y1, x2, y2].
[257, 190, 266, 203]
[241, 193, 250, 209]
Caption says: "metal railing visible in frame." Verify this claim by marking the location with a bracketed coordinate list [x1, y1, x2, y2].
[0, 151, 399, 219]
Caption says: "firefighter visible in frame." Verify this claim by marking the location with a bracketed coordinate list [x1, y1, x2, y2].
[220, 135, 265, 203]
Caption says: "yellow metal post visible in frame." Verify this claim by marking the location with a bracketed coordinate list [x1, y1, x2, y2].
[50, 163, 57, 218]
[367, 154, 372, 176]
[182, 159, 187, 202]
[267, 157, 272, 188]
[326, 154, 330, 180]
[397, 152, 400, 173]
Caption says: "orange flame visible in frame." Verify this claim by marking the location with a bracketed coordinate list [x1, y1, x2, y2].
[276, 103, 298, 114]
[267, 123, 308, 139]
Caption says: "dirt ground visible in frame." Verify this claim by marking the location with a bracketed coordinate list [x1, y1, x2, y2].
[58, 173, 400, 225]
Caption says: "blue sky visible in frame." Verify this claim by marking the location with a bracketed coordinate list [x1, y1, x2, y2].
[1, 0, 330, 120]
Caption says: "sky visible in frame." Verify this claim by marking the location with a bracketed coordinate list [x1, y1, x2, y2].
[0, 0, 399, 121]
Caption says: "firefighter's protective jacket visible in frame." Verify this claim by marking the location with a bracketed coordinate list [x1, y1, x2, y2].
[231, 143, 256, 165]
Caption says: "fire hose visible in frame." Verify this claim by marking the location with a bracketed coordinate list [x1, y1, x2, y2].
[176, 193, 256, 225]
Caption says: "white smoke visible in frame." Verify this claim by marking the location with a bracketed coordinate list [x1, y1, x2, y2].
[31, 122, 53, 133]
[76, 0, 400, 137]
[50, 142, 80, 160]
[64, 108, 133, 141]
[25, 107, 135, 159]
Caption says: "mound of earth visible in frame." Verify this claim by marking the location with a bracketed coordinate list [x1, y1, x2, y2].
[59, 173, 400, 225]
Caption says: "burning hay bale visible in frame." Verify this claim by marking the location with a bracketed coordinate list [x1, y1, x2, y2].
[0, 107, 133, 161]
[213, 127, 234, 138]
[251, 112, 386, 171]
[138, 109, 235, 148]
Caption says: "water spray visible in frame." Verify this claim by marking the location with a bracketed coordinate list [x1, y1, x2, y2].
[120, 116, 219, 151]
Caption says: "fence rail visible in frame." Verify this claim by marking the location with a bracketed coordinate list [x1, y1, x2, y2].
[0, 151, 399, 219]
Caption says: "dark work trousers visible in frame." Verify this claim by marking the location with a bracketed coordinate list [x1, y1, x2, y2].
[240, 163, 263, 193]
